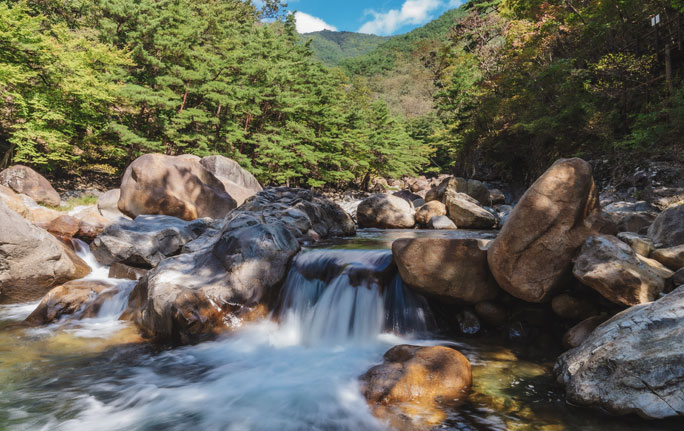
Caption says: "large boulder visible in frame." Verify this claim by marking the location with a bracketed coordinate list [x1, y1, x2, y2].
[415, 201, 447, 226]
[0, 165, 60, 206]
[199, 155, 262, 206]
[647, 204, 684, 248]
[651, 245, 684, 271]
[356, 194, 415, 229]
[604, 201, 658, 234]
[98, 189, 130, 221]
[118, 154, 236, 220]
[360, 345, 472, 424]
[126, 188, 355, 343]
[0, 201, 90, 303]
[572, 235, 673, 307]
[426, 177, 490, 206]
[555, 286, 684, 419]
[90, 215, 212, 268]
[444, 190, 497, 229]
[487, 158, 605, 303]
[393, 238, 500, 303]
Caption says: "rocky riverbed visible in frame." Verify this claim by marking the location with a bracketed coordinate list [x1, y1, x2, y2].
[1, 154, 683, 429]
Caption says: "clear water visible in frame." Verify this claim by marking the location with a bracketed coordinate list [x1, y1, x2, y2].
[0, 230, 681, 431]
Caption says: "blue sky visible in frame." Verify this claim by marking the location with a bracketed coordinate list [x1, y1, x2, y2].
[286, 0, 464, 36]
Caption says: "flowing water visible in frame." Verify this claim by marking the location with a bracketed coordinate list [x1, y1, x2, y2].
[0, 231, 682, 430]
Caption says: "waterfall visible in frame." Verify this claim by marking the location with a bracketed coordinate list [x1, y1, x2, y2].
[277, 249, 432, 345]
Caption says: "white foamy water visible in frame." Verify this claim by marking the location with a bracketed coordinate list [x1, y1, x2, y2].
[72, 238, 111, 280]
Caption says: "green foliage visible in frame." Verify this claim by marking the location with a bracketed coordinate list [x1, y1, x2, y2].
[302, 30, 388, 67]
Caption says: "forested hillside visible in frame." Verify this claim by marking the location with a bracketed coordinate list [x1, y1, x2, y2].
[300, 30, 388, 67]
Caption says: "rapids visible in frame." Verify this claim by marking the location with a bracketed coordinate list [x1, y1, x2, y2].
[0, 230, 682, 431]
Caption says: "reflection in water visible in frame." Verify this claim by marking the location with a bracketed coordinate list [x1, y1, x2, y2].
[0, 232, 681, 431]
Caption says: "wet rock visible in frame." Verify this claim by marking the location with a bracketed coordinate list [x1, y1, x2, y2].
[108, 263, 148, 281]
[70, 205, 112, 242]
[444, 190, 497, 229]
[199, 155, 262, 206]
[98, 189, 130, 221]
[126, 188, 354, 343]
[616, 232, 654, 257]
[90, 215, 212, 268]
[24, 280, 114, 325]
[457, 309, 481, 335]
[562, 315, 609, 350]
[361, 345, 471, 424]
[488, 158, 605, 303]
[0, 165, 60, 206]
[0, 201, 90, 303]
[551, 293, 598, 321]
[555, 286, 684, 419]
[647, 203, 684, 248]
[427, 215, 457, 230]
[415, 201, 446, 226]
[118, 153, 236, 221]
[651, 245, 684, 270]
[426, 176, 490, 206]
[474, 301, 507, 326]
[393, 238, 499, 303]
[573, 235, 673, 306]
[357, 194, 415, 229]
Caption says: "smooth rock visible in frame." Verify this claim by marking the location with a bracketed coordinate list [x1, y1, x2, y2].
[47, 215, 81, 239]
[0, 201, 90, 303]
[70, 205, 112, 242]
[573, 235, 673, 306]
[24, 280, 114, 325]
[561, 315, 609, 349]
[357, 194, 415, 229]
[487, 158, 605, 303]
[616, 232, 654, 257]
[90, 215, 212, 268]
[415, 201, 447, 226]
[199, 155, 262, 206]
[671, 268, 684, 289]
[427, 215, 457, 230]
[555, 286, 684, 419]
[118, 153, 236, 220]
[360, 345, 471, 423]
[98, 189, 130, 221]
[393, 238, 499, 303]
[651, 245, 684, 270]
[647, 204, 684, 248]
[444, 190, 497, 229]
[0, 165, 60, 206]
[26, 206, 62, 228]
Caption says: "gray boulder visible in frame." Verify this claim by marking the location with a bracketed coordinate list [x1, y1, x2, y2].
[98, 189, 130, 221]
[648, 204, 684, 248]
[428, 215, 457, 230]
[357, 194, 415, 229]
[0, 200, 90, 303]
[199, 155, 262, 206]
[90, 215, 212, 268]
[555, 286, 684, 419]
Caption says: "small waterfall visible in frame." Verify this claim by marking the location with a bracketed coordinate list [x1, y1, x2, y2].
[278, 249, 432, 345]
[72, 238, 111, 280]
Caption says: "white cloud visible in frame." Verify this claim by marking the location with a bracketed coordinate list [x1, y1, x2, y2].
[359, 0, 460, 36]
[294, 11, 338, 34]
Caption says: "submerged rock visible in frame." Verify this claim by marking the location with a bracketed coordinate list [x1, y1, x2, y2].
[126, 188, 354, 343]
[488, 158, 606, 303]
[118, 153, 236, 220]
[24, 280, 115, 325]
[90, 215, 212, 268]
[572, 235, 673, 306]
[361, 345, 472, 425]
[357, 194, 415, 229]
[0, 200, 90, 304]
[555, 286, 684, 419]
[393, 238, 499, 303]
[0, 165, 60, 207]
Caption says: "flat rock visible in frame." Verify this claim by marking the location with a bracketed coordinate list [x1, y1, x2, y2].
[555, 286, 684, 419]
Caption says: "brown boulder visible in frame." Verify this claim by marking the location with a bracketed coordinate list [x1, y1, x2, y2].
[487, 158, 604, 303]
[108, 263, 148, 280]
[118, 154, 236, 221]
[393, 238, 499, 303]
[47, 215, 81, 239]
[199, 155, 262, 206]
[474, 301, 507, 326]
[562, 315, 609, 349]
[361, 345, 471, 424]
[24, 280, 114, 325]
[0, 165, 60, 206]
[415, 201, 447, 226]
[551, 293, 598, 321]
[444, 190, 497, 229]
[426, 177, 490, 206]
[26, 206, 62, 228]
[489, 188, 506, 205]
[616, 232, 654, 257]
[357, 194, 415, 229]
[0, 201, 90, 303]
[651, 245, 684, 271]
[573, 235, 673, 306]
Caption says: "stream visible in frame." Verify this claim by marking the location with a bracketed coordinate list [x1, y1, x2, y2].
[0, 230, 681, 430]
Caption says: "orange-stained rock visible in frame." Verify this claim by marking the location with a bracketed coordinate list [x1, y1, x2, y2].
[24, 280, 114, 325]
[488, 158, 606, 303]
[47, 215, 81, 239]
[361, 345, 472, 426]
